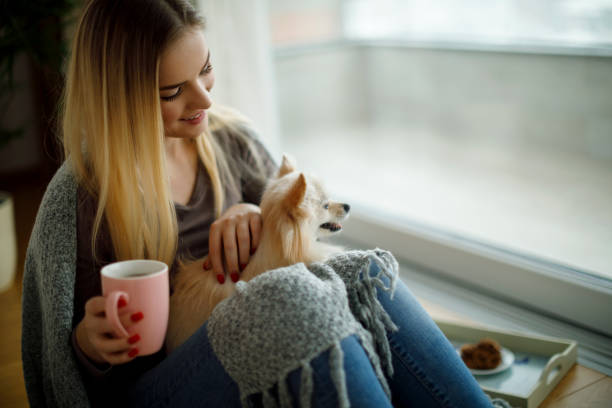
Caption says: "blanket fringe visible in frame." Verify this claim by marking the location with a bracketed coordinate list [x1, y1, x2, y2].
[299, 360, 313, 408]
[278, 374, 292, 408]
[357, 332, 392, 398]
[347, 251, 399, 378]
[309, 249, 400, 396]
[263, 388, 277, 408]
[330, 341, 349, 408]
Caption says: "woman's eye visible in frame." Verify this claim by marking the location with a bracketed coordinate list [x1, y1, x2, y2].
[161, 87, 182, 102]
[323, 203, 329, 210]
[200, 64, 213, 75]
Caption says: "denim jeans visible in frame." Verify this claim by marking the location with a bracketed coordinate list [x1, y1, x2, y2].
[126, 263, 492, 407]
[373, 264, 493, 407]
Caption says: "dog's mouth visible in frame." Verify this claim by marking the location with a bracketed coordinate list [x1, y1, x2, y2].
[320, 222, 342, 232]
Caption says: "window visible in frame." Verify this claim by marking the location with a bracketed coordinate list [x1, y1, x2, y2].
[268, 0, 612, 339]
[270, 0, 612, 54]
[343, 0, 612, 55]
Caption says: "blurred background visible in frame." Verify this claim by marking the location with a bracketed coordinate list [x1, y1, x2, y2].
[1, 0, 610, 291]
[265, 0, 612, 280]
[1, 0, 612, 404]
[2, 0, 611, 279]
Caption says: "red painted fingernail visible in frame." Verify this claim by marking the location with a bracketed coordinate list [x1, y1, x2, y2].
[203, 260, 211, 270]
[128, 348, 139, 358]
[118, 298, 127, 308]
[250, 248, 256, 255]
[240, 263, 247, 271]
[131, 312, 144, 322]
[128, 334, 140, 344]
[231, 272, 240, 283]
[217, 274, 225, 284]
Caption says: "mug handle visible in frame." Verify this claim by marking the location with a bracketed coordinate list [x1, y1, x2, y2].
[105, 291, 130, 338]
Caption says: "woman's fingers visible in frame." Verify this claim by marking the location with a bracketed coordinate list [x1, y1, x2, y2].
[236, 219, 251, 272]
[85, 296, 107, 317]
[90, 298, 142, 339]
[95, 310, 142, 363]
[222, 219, 240, 281]
[95, 331, 140, 365]
[91, 330, 139, 354]
[81, 296, 142, 365]
[208, 220, 225, 281]
[207, 204, 263, 282]
[88, 298, 141, 336]
[209, 215, 246, 282]
[100, 349, 139, 365]
[249, 213, 262, 253]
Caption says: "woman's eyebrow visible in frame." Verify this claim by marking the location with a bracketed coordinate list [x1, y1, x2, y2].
[159, 51, 211, 90]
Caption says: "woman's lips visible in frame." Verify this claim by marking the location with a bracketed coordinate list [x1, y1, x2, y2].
[180, 110, 206, 125]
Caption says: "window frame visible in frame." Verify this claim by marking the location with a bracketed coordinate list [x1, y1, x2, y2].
[340, 0, 612, 58]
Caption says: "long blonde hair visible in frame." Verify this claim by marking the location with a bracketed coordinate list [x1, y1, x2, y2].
[62, 0, 255, 265]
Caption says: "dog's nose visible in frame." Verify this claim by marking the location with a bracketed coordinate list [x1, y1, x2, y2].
[343, 204, 350, 213]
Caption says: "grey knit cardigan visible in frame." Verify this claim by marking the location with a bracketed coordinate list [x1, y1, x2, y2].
[22, 163, 91, 407]
[22, 163, 401, 407]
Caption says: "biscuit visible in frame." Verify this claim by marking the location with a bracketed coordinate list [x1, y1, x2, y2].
[460, 338, 502, 370]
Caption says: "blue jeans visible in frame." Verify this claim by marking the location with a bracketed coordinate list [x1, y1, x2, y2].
[126, 264, 492, 407]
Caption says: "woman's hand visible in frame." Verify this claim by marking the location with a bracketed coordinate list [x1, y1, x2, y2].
[204, 203, 262, 283]
[75, 296, 143, 365]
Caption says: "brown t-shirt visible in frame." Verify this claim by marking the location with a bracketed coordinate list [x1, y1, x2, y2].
[72, 128, 276, 399]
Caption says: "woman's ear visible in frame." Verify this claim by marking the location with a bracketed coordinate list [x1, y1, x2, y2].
[277, 154, 297, 178]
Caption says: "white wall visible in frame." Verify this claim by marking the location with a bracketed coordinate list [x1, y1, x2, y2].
[275, 45, 369, 133]
[196, 0, 281, 154]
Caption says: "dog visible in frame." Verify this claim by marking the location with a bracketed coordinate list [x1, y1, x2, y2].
[165, 154, 350, 352]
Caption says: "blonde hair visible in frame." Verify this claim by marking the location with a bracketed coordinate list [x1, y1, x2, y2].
[62, 0, 259, 265]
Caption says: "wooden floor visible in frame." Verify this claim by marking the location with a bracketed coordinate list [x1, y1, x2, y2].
[1, 176, 611, 407]
[1, 175, 47, 407]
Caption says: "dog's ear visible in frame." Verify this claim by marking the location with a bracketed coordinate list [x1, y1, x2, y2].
[284, 173, 307, 211]
[277, 154, 297, 178]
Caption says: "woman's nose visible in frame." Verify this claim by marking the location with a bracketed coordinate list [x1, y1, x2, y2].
[198, 87, 213, 110]
[192, 80, 213, 110]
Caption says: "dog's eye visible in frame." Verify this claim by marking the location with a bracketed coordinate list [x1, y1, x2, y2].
[323, 203, 329, 210]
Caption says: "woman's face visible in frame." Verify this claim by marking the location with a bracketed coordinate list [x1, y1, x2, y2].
[159, 29, 214, 139]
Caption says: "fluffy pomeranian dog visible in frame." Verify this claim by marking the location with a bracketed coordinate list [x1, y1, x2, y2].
[165, 155, 350, 352]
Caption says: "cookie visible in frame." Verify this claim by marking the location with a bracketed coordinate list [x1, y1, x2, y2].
[460, 338, 502, 370]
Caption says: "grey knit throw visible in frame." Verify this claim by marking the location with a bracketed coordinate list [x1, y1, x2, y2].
[207, 249, 399, 408]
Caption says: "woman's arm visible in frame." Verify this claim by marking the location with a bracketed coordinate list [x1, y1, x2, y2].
[203, 126, 277, 282]
[21, 163, 91, 407]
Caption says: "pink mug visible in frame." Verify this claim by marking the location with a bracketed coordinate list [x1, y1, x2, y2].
[100, 260, 169, 356]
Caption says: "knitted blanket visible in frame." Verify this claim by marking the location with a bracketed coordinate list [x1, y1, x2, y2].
[207, 249, 399, 408]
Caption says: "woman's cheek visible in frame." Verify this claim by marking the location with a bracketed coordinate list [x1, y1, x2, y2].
[161, 103, 181, 130]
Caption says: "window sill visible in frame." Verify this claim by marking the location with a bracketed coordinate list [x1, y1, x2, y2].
[342, 210, 612, 337]
[274, 38, 612, 59]
[339, 232, 612, 376]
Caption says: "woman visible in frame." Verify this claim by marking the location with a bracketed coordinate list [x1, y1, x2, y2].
[22, 1, 493, 407]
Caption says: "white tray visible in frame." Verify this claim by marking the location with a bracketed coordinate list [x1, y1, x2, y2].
[435, 319, 578, 408]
